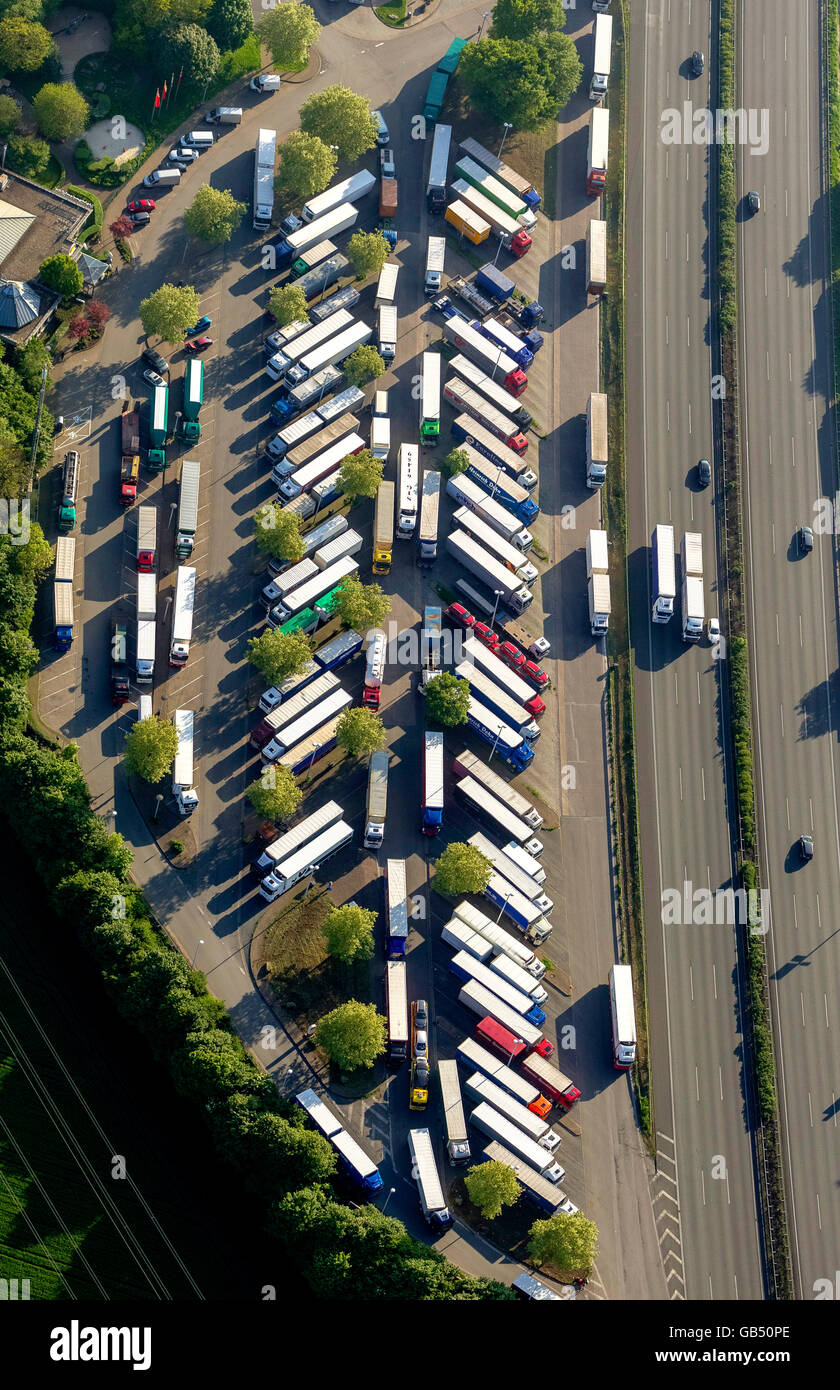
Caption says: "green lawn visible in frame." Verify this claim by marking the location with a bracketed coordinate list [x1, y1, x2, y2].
[375, 0, 407, 27]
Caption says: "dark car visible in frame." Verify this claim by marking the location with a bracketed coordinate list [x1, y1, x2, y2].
[747, 190, 761, 214]
[697, 457, 712, 487]
[142, 347, 169, 374]
[129, 211, 151, 227]
[800, 834, 814, 861]
[798, 524, 814, 555]
[691, 50, 704, 76]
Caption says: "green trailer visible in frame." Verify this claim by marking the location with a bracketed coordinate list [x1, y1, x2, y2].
[437, 37, 467, 75]
[424, 70, 449, 123]
[179, 358, 204, 442]
[147, 383, 169, 471]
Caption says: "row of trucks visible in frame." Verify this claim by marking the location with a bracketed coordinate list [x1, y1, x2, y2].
[251, 798, 355, 902]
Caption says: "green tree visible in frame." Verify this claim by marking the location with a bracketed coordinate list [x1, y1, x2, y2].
[113, 0, 173, 57]
[0, 93, 21, 135]
[0, 416, 28, 496]
[332, 574, 390, 632]
[247, 627, 313, 687]
[490, 0, 566, 41]
[0, 15, 52, 70]
[425, 671, 470, 728]
[299, 84, 377, 163]
[160, 23, 219, 88]
[335, 706, 384, 761]
[343, 344, 384, 389]
[322, 903, 376, 964]
[314, 1000, 385, 1072]
[0, 0, 47, 21]
[14, 338, 51, 393]
[528, 1213, 598, 1279]
[337, 448, 382, 501]
[346, 231, 389, 283]
[124, 714, 179, 783]
[5, 131, 49, 179]
[435, 841, 492, 897]
[183, 183, 246, 245]
[267, 283, 307, 327]
[257, 1, 320, 72]
[38, 253, 83, 297]
[459, 35, 580, 130]
[440, 446, 470, 479]
[32, 83, 89, 140]
[254, 501, 304, 563]
[276, 129, 336, 201]
[207, 0, 252, 51]
[465, 1160, 522, 1219]
[8, 523, 51, 583]
[247, 763, 303, 824]
[138, 283, 201, 342]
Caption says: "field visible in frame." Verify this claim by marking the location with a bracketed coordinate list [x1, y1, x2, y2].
[0, 836, 296, 1302]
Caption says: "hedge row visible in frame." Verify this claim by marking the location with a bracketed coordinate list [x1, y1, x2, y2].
[729, 635, 755, 852]
[717, 0, 737, 335]
[0, 525, 510, 1299]
[66, 185, 104, 243]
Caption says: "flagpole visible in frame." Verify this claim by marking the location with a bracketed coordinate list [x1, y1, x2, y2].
[151, 89, 160, 121]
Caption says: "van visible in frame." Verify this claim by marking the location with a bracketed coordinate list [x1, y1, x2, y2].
[137, 694, 153, 721]
[144, 168, 182, 186]
[59, 451, 79, 531]
[372, 389, 389, 417]
[182, 130, 214, 149]
[251, 73, 282, 93]
[372, 109, 390, 146]
[204, 107, 242, 125]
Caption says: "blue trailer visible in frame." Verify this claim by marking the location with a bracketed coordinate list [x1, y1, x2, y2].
[475, 264, 514, 302]
[294, 1089, 384, 1194]
[478, 318, 534, 369]
[466, 695, 534, 772]
[310, 284, 361, 322]
[463, 453, 539, 525]
[313, 628, 364, 671]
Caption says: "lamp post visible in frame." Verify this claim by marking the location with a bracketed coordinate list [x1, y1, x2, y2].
[506, 1038, 524, 1067]
[153, 793, 164, 821]
[498, 122, 513, 160]
[191, 938, 205, 968]
[496, 890, 512, 924]
[490, 588, 503, 627]
[382, 1186, 397, 1211]
[477, 10, 490, 39]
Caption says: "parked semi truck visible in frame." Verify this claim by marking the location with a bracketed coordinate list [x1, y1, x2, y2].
[586, 218, 607, 294]
[53, 535, 75, 650]
[109, 621, 129, 705]
[445, 200, 490, 245]
[587, 107, 610, 196]
[270, 413, 359, 486]
[469, 1102, 565, 1183]
[445, 377, 527, 453]
[466, 695, 534, 772]
[609, 962, 637, 1068]
[373, 479, 395, 575]
[450, 179, 531, 256]
[458, 135, 541, 211]
[651, 523, 676, 623]
[180, 357, 204, 442]
[285, 321, 372, 392]
[310, 283, 359, 322]
[440, 314, 527, 393]
[274, 201, 359, 270]
[454, 155, 537, 229]
[136, 572, 156, 684]
[169, 566, 196, 666]
[137, 506, 157, 572]
[520, 1051, 582, 1110]
[446, 531, 533, 613]
[417, 470, 441, 565]
[590, 11, 613, 101]
[445, 471, 532, 548]
[172, 708, 199, 816]
[452, 423, 537, 493]
[301, 168, 376, 222]
[266, 310, 354, 382]
[586, 391, 608, 487]
[586, 528, 611, 637]
[363, 748, 389, 849]
[407, 1128, 453, 1228]
[424, 236, 446, 296]
[420, 351, 441, 445]
[426, 122, 452, 213]
[386, 857, 408, 958]
[120, 409, 140, 504]
[295, 254, 350, 303]
[452, 748, 543, 828]
[421, 729, 444, 835]
[253, 800, 343, 879]
[454, 510, 538, 584]
[260, 818, 353, 900]
[453, 899, 546, 979]
[448, 273, 494, 319]
[438, 1060, 470, 1163]
[176, 459, 200, 559]
[681, 531, 704, 642]
[147, 383, 168, 471]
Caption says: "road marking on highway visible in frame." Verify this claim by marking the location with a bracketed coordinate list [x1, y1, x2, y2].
[685, 231, 689, 263]
[771, 521, 776, 554]
[665, 228, 669, 259]
[719, 1067, 724, 1102]
[686, 315, 690, 348]
[699, 1166, 705, 1202]
[712, 962, 718, 1000]
[687, 401, 692, 434]
[674, 673, 679, 704]
[791, 435, 796, 468]
[799, 614, 804, 646]
[764, 266, 768, 297]
[779, 703, 785, 738]
[700, 765, 706, 801]
[808, 1092, 814, 1127]
[775, 613, 780, 645]
[800, 992, 806, 1027]
[695, 1067, 700, 1102]
[816, 894, 821, 933]
[666, 399, 670, 432]
[696, 672, 701, 706]
[786, 796, 791, 830]
[765, 351, 770, 380]
[665, 313, 669, 346]
[816, 1193, 823, 1231]
[689, 964, 694, 1000]
[678, 765, 683, 800]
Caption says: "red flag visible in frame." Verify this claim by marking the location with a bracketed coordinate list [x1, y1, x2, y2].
[154, 88, 161, 109]
[162, 80, 168, 99]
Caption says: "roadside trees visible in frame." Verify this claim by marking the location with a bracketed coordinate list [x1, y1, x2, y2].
[434, 841, 492, 897]
[465, 1160, 522, 1219]
[183, 184, 246, 245]
[424, 672, 470, 728]
[337, 449, 382, 502]
[247, 764, 302, 825]
[254, 502, 304, 564]
[124, 715, 179, 783]
[256, 1, 320, 73]
[299, 84, 377, 163]
[138, 284, 201, 342]
[322, 903, 376, 964]
[335, 706, 384, 761]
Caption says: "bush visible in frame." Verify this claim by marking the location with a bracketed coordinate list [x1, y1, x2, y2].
[169, 840, 185, 856]
[5, 131, 49, 179]
[66, 185, 103, 239]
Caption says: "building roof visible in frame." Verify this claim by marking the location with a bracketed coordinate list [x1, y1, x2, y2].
[0, 198, 34, 265]
[0, 171, 88, 345]
[0, 278, 40, 329]
[78, 252, 108, 287]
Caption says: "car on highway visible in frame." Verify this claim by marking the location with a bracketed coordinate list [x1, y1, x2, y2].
[798, 524, 814, 554]
[444, 602, 475, 631]
[184, 335, 212, 354]
[142, 347, 169, 374]
[129, 211, 151, 227]
[126, 198, 155, 213]
[799, 833, 814, 862]
[697, 457, 711, 487]
[142, 368, 165, 389]
[690, 50, 704, 76]
[747, 190, 761, 214]
[185, 316, 212, 337]
[473, 622, 499, 649]
[499, 640, 527, 673]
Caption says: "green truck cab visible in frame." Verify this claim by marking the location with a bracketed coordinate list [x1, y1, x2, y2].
[147, 382, 169, 471]
[178, 357, 204, 443]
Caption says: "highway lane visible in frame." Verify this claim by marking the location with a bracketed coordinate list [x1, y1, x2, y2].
[738, 0, 840, 1297]
[627, 1, 764, 1296]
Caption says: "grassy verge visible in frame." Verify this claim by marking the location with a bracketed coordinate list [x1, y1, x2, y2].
[601, 2, 651, 1142]
[828, 0, 840, 422]
[262, 886, 372, 1027]
[375, 0, 407, 25]
[715, 0, 792, 1296]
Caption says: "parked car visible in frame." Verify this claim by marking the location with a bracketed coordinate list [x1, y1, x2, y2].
[444, 602, 475, 631]
[142, 347, 169, 374]
[185, 316, 212, 337]
[126, 198, 155, 213]
[380, 147, 396, 179]
[522, 659, 549, 690]
[169, 146, 198, 164]
[499, 640, 526, 673]
[473, 622, 499, 649]
[184, 335, 212, 354]
[142, 368, 165, 389]
[129, 211, 151, 227]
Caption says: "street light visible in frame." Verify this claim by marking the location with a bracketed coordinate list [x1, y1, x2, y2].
[477, 10, 490, 40]
[153, 793, 164, 821]
[305, 742, 322, 783]
[506, 1037, 524, 1067]
[490, 588, 503, 626]
[382, 1186, 397, 1211]
[191, 938, 205, 968]
[496, 890, 512, 924]
[498, 122, 513, 160]
[305, 864, 320, 900]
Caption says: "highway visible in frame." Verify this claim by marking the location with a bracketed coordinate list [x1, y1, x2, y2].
[737, 0, 840, 1297]
[627, 2, 764, 1297]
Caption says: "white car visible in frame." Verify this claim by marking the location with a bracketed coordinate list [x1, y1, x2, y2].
[142, 368, 165, 389]
[708, 616, 721, 643]
[169, 147, 198, 164]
